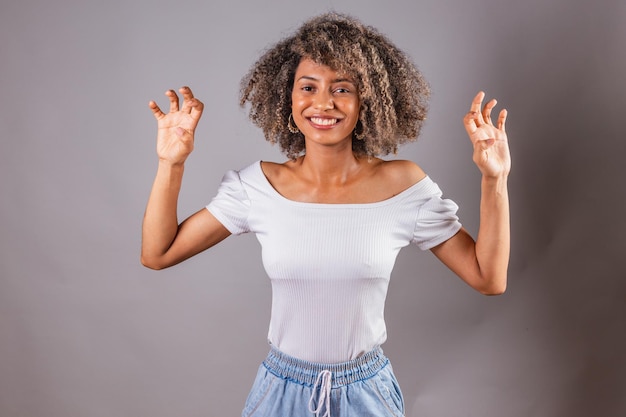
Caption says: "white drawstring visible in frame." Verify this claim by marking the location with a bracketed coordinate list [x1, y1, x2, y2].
[308, 370, 332, 417]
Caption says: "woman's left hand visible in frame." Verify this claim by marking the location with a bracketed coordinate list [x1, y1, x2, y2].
[463, 91, 511, 178]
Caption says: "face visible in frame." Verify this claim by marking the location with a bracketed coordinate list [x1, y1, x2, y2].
[291, 58, 360, 150]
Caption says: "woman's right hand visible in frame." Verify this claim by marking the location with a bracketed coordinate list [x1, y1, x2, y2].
[149, 86, 204, 165]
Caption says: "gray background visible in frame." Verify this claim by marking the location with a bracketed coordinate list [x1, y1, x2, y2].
[1, 0, 625, 416]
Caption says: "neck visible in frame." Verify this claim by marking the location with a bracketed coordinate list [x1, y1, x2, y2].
[297, 144, 362, 186]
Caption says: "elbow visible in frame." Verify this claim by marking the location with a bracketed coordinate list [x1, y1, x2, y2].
[479, 278, 507, 296]
[480, 285, 506, 296]
[140, 254, 167, 270]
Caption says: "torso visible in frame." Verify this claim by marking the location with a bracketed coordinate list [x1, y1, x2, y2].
[205, 159, 462, 362]
[260, 156, 426, 204]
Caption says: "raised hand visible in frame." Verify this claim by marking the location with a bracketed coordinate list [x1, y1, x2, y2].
[149, 86, 204, 165]
[463, 91, 510, 178]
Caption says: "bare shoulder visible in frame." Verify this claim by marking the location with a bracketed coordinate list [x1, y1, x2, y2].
[376, 159, 427, 188]
[259, 159, 301, 190]
[260, 160, 290, 180]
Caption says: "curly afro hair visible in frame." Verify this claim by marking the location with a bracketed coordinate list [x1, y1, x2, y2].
[240, 13, 430, 159]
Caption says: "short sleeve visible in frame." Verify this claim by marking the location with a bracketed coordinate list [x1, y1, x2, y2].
[206, 170, 251, 235]
[412, 181, 462, 250]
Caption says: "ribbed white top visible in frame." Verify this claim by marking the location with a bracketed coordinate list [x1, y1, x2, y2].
[207, 161, 461, 363]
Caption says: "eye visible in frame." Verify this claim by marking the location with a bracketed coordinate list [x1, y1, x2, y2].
[301, 85, 314, 92]
[333, 82, 357, 94]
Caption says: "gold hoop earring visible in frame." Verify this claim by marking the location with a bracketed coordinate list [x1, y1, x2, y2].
[288, 113, 300, 134]
[354, 121, 365, 140]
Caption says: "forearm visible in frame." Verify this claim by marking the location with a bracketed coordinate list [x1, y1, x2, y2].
[475, 174, 510, 293]
[141, 161, 185, 266]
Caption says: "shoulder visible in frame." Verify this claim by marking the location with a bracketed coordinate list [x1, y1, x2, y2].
[259, 160, 292, 183]
[374, 159, 427, 189]
[259, 160, 284, 175]
[358, 158, 427, 201]
[258, 159, 303, 195]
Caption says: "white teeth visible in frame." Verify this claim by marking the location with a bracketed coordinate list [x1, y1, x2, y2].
[311, 117, 338, 126]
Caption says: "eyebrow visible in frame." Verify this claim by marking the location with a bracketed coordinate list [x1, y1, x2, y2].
[296, 75, 355, 84]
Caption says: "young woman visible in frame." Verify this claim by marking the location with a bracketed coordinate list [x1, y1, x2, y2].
[142, 13, 510, 417]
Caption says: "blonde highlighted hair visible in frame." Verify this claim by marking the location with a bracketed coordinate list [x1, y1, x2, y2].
[240, 13, 430, 159]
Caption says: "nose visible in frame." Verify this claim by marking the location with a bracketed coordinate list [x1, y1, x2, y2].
[313, 90, 334, 110]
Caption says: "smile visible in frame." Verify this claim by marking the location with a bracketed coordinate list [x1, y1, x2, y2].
[310, 117, 339, 126]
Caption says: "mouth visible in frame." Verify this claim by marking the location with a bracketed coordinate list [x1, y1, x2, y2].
[308, 117, 340, 127]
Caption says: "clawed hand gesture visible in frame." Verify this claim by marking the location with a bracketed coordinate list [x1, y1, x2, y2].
[149, 86, 204, 165]
[463, 92, 511, 178]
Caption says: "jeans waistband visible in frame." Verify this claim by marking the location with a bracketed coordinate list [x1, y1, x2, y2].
[262, 346, 389, 388]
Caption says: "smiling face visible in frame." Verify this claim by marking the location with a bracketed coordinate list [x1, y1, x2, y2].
[291, 58, 360, 152]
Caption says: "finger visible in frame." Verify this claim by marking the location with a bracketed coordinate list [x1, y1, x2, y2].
[464, 93, 485, 135]
[190, 98, 204, 121]
[148, 100, 165, 119]
[497, 108, 507, 132]
[178, 86, 204, 120]
[180, 86, 194, 99]
[166, 89, 179, 113]
[463, 110, 479, 134]
[482, 98, 497, 126]
[469, 91, 486, 125]
[179, 86, 194, 112]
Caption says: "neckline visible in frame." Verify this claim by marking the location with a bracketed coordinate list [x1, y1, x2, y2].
[255, 160, 430, 208]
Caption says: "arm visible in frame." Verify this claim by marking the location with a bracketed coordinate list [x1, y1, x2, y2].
[431, 92, 510, 295]
[141, 87, 231, 270]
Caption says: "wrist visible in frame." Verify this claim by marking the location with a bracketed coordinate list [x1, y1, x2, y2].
[157, 159, 186, 170]
[481, 174, 508, 195]
[482, 172, 508, 182]
[155, 160, 186, 184]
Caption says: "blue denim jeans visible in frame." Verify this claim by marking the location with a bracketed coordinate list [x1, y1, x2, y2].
[242, 346, 405, 417]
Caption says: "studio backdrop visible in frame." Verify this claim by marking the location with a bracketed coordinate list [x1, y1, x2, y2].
[1, 0, 624, 416]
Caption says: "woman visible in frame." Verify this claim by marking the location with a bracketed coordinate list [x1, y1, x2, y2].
[142, 13, 510, 417]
